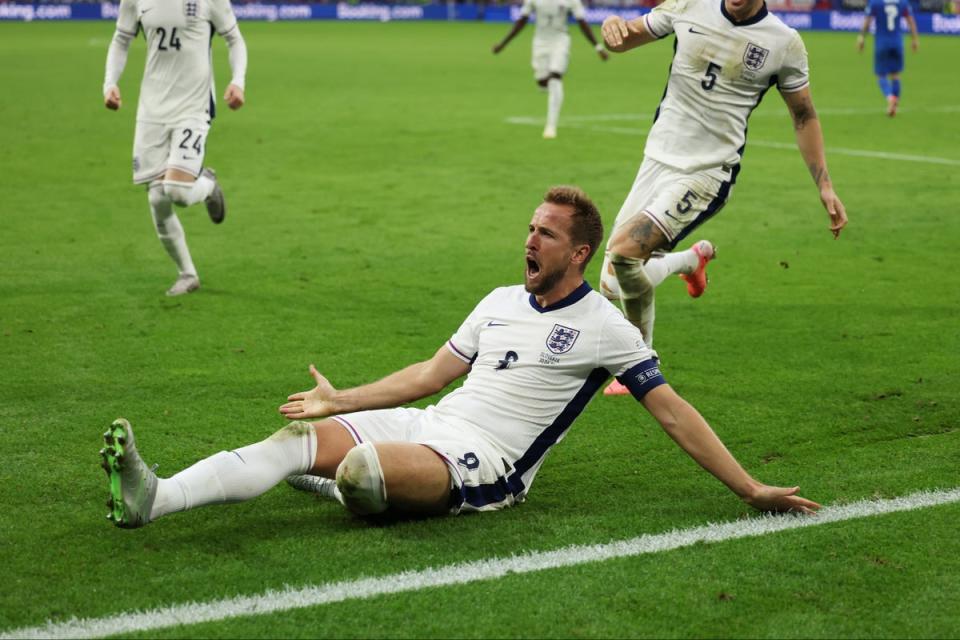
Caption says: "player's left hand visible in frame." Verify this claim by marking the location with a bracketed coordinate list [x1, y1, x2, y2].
[856, 34, 864, 52]
[911, 38, 919, 53]
[820, 187, 847, 238]
[224, 84, 245, 110]
[744, 484, 821, 515]
[598, 48, 609, 61]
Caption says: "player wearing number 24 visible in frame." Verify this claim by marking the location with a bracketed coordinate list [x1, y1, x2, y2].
[595, 0, 848, 395]
[102, 0, 248, 296]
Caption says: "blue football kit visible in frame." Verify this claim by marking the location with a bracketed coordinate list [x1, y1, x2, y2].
[866, 0, 913, 75]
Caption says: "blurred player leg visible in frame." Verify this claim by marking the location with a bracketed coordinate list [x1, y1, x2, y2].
[888, 74, 901, 116]
[601, 242, 713, 396]
[610, 252, 656, 348]
[162, 169, 217, 208]
[148, 180, 200, 296]
[162, 122, 227, 222]
[543, 41, 569, 139]
[877, 75, 891, 100]
[545, 74, 563, 139]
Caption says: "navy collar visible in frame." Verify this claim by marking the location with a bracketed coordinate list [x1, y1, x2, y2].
[528, 281, 592, 313]
[720, 0, 768, 26]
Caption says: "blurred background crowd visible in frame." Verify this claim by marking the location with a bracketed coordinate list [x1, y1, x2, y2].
[5, 0, 958, 15]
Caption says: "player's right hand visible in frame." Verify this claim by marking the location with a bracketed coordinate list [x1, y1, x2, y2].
[743, 484, 821, 515]
[492, 43, 503, 54]
[820, 187, 848, 239]
[279, 364, 339, 420]
[856, 34, 864, 52]
[104, 86, 122, 110]
[601, 16, 630, 48]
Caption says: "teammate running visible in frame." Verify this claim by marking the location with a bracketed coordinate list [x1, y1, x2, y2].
[596, 0, 848, 394]
[493, 0, 608, 139]
[103, 0, 247, 295]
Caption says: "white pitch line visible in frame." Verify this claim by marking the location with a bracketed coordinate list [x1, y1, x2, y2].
[543, 104, 960, 121]
[3, 488, 960, 640]
[506, 116, 960, 166]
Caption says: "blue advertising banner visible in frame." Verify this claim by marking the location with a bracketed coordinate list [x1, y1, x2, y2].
[1, 1, 959, 34]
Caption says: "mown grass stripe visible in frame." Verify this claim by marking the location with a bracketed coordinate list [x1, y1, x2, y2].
[504, 115, 960, 166]
[4, 488, 959, 640]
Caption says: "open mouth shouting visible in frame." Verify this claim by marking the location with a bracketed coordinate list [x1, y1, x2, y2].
[525, 253, 541, 282]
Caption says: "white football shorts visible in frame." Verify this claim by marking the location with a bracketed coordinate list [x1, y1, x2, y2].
[332, 407, 522, 514]
[132, 119, 210, 184]
[599, 157, 733, 299]
[531, 35, 571, 79]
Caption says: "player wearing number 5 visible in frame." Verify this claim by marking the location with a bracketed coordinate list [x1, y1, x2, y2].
[493, 0, 608, 140]
[595, 0, 847, 388]
[857, 0, 919, 117]
[103, 0, 247, 296]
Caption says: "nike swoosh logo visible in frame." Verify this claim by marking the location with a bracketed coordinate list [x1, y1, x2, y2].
[487, 321, 509, 327]
[141, 7, 153, 13]
[688, 27, 707, 35]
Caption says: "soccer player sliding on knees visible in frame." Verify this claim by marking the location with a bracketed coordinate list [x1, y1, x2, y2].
[100, 186, 819, 528]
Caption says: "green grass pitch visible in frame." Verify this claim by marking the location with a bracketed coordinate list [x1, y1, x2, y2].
[1, 19, 958, 638]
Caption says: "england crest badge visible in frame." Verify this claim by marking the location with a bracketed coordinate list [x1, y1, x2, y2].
[743, 43, 769, 71]
[546, 324, 580, 354]
[184, 0, 198, 17]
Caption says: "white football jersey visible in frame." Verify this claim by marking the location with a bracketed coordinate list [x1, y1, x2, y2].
[521, 0, 587, 41]
[438, 283, 665, 497]
[113, 0, 239, 124]
[641, 0, 809, 171]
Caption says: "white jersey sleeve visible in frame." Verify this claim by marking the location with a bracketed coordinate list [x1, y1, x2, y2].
[597, 308, 666, 400]
[643, 0, 681, 39]
[569, 0, 586, 21]
[210, 0, 247, 91]
[776, 31, 809, 93]
[115, 0, 139, 34]
[209, 0, 238, 34]
[597, 310, 650, 378]
[103, 0, 138, 94]
[446, 290, 500, 364]
[520, 0, 534, 18]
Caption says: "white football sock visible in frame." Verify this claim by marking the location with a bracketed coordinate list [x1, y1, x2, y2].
[150, 422, 317, 519]
[546, 77, 564, 130]
[643, 249, 700, 287]
[610, 253, 656, 348]
[148, 181, 197, 277]
[162, 175, 215, 207]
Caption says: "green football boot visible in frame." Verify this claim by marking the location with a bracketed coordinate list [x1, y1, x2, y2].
[100, 418, 158, 529]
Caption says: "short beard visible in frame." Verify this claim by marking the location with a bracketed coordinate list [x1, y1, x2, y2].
[524, 266, 565, 296]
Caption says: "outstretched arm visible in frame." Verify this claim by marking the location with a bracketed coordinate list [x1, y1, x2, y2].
[601, 15, 658, 53]
[577, 18, 608, 61]
[641, 385, 821, 514]
[493, 16, 529, 54]
[279, 345, 471, 420]
[781, 86, 848, 239]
